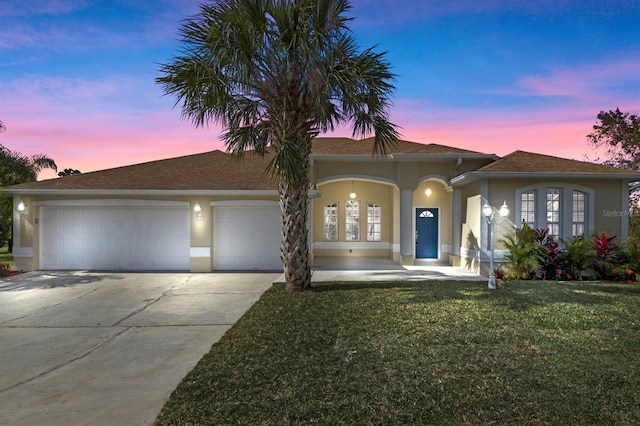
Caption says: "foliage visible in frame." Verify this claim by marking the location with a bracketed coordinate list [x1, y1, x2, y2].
[0, 145, 57, 248]
[534, 227, 561, 280]
[156, 280, 640, 425]
[592, 232, 618, 278]
[0, 145, 57, 186]
[58, 168, 81, 177]
[156, 0, 399, 291]
[587, 108, 640, 202]
[0, 262, 11, 276]
[501, 226, 640, 282]
[499, 223, 543, 280]
[559, 236, 596, 281]
[0, 120, 5, 133]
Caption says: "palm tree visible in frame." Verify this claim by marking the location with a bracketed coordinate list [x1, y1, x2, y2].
[0, 145, 57, 186]
[0, 145, 57, 250]
[157, 0, 399, 291]
[0, 120, 5, 133]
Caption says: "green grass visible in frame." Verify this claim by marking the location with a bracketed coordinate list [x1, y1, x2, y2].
[156, 280, 640, 425]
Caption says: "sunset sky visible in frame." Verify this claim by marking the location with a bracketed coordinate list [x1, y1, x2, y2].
[2, 0, 640, 180]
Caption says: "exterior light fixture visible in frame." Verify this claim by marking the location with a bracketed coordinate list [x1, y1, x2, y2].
[308, 184, 322, 199]
[483, 200, 509, 290]
[425, 187, 432, 198]
[17, 200, 27, 214]
[349, 180, 356, 199]
[194, 201, 204, 221]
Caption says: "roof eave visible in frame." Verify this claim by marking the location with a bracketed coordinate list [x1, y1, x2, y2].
[2, 189, 279, 196]
[451, 172, 640, 186]
[310, 153, 496, 162]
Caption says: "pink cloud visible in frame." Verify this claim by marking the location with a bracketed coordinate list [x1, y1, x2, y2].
[513, 57, 640, 101]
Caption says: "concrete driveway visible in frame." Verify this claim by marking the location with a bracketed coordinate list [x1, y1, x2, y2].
[0, 271, 278, 426]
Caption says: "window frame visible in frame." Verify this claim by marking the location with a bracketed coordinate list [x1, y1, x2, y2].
[323, 202, 339, 242]
[366, 202, 382, 242]
[345, 199, 360, 242]
[515, 183, 594, 242]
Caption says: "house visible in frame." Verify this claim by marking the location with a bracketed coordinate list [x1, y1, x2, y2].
[5, 137, 640, 275]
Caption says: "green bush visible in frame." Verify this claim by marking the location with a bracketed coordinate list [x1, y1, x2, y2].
[560, 236, 596, 281]
[500, 223, 543, 280]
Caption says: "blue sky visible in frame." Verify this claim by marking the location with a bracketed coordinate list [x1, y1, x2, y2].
[1, 0, 639, 179]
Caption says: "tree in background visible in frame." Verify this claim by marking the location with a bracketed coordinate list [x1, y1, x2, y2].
[588, 108, 640, 171]
[0, 145, 57, 249]
[157, 0, 399, 291]
[58, 168, 82, 177]
[587, 108, 640, 237]
[0, 121, 5, 133]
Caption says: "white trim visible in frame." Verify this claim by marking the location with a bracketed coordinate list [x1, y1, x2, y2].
[314, 241, 392, 250]
[6, 189, 279, 196]
[34, 199, 189, 207]
[452, 172, 640, 186]
[210, 200, 280, 207]
[316, 174, 396, 186]
[392, 243, 400, 253]
[190, 247, 211, 258]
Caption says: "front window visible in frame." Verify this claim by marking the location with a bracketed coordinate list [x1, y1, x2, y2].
[323, 203, 338, 241]
[547, 188, 561, 240]
[572, 190, 586, 237]
[517, 184, 593, 242]
[367, 202, 381, 241]
[520, 190, 536, 227]
[345, 200, 360, 241]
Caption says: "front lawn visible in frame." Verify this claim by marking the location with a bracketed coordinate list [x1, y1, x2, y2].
[156, 280, 640, 425]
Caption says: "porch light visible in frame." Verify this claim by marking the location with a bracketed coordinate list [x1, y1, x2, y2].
[308, 184, 322, 199]
[349, 181, 356, 199]
[483, 201, 509, 290]
[425, 187, 432, 198]
[194, 201, 204, 221]
[17, 200, 27, 214]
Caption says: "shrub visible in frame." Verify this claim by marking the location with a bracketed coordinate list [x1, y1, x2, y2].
[500, 223, 543, 280]
[534, 227, 561, 280]
[0, 262, 11, 276]
[560, 236, 596, 281]
[592, 232, 618, 279]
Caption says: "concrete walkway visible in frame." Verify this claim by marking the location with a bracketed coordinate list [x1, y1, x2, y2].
[0, 272, 278, 426]
[274, 256, 486, 284]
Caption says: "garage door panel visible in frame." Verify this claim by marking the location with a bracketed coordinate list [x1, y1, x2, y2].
[214, 207, 281, 271]
[41, 206, 190, 271]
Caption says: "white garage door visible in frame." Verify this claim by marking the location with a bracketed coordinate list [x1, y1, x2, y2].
[214, 206, 282, 270]
[40, 206, 190, 270]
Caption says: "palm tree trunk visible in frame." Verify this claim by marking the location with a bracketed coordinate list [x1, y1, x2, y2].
[279, 182, 311, 292]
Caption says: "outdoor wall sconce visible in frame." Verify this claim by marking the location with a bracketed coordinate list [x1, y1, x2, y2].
[17, 200, 27, 215]
[308, 184, 322, 199]
[349, 180, 356, 199]
[482, 201, 509, 290]
[425, 187, 432, 198]
[194, 201, 204, 221]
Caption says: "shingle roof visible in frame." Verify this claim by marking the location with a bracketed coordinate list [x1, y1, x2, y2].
[311, 137, 484, 155]
[7, 150, 277, 191]
[476, 150, 638, 174]
[6, 141, 638, 193]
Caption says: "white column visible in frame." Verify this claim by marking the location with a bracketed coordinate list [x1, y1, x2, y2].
[452, 189, 462, 256]
[399, 188, 414, 264]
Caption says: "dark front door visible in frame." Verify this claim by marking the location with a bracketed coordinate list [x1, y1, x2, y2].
[416, 208, 438, 259]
